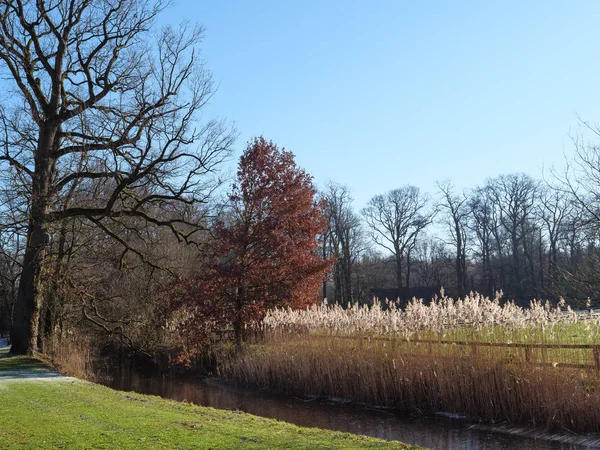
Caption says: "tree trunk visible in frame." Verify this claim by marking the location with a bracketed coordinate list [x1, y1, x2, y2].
[10, 220, 49, 355]
[455, 227, 464, 298]
[549, 240, 558, 295]
[343, 267, 352, 307]
[405, 252, 411, 290]
[233, 319, 243, 349]
[460, 252, 467, 298]
[321, 234, 329, 300]
[333, 263, 342, 305]
[233, 283, 246, 350]
[538, 230, 544, 296]
[10, 124, 57, 355]
[395, 254, 403, 290]
[511, 230, 521, 299]
[341, 247, 352, 307]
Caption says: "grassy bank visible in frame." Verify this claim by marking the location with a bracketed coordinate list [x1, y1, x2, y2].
[0, 349, 422, 449]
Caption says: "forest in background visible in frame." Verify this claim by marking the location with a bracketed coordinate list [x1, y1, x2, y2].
[323, 145, 600, 309]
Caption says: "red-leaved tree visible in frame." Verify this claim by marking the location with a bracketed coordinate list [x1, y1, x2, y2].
[163, 137, 331, 350]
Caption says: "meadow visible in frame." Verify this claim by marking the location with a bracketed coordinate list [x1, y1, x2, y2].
[222, 292, 600, 432]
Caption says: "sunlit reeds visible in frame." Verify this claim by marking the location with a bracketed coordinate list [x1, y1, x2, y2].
[261, 291, 589, 342]
[40, 331, 96, 380]
[221, 292, 600, 432]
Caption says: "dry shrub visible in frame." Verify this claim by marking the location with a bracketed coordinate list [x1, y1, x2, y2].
[40, 331, 96, 380]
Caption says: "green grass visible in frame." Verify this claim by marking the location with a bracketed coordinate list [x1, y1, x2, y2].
[0, 347, 423, 449]
[304, 322, 600, 370]
[305, 319, 600, 345]
[408, 321, 600, 344]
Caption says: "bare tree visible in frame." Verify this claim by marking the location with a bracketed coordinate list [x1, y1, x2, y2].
[362, 186, 435, 290]
[0, 0, 235, 354]
[538, 185, 572, 296]
[467, 185, 504, 297]
[437, 180, 469, 297]
[554, 123, 600, 296]
[322, 182, 366, 307]
[557, 123, 600, 228]
[411, 236, 450, 289]
[0, 240, 20, 336]
[351, 251, 395, 305]
[0, 156, 27, 337]
[487, 174, 538, 299]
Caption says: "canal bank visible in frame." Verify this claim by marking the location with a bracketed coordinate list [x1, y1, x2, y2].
[0, 340, 420, 449]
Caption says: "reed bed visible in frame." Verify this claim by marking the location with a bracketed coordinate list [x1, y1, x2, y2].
[221, 292, 600, 432]
[262, 291, 595, 342]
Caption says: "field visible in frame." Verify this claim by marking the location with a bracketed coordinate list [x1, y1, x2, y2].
[221, 292, 600, 432]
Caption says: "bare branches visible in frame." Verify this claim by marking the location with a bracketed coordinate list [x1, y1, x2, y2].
[1, 0, 235, 262]
[0, 0, 234, 353]
[362, 185, 435, 289]
[437, 180, 469, 297]
[362, 186, 435, 256]
[322, 181, 366, 306]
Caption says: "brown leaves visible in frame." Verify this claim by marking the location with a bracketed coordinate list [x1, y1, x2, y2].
[162, 137, 333, 351]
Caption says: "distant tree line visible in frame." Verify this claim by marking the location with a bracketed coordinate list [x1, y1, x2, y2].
[321, 134, 600, 307]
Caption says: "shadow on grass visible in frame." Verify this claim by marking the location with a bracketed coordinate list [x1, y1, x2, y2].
[0, 338, 64, 378]
[0, 338, 10, 359]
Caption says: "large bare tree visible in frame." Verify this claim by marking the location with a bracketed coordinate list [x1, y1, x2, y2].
[553, 122, 600, 295]
[538, 185, 572, 296]
[0, 0, 234, 354]
[487, 174, 539, 299]
[468, 184, 506, 297]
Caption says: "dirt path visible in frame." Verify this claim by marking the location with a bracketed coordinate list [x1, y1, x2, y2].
[0, 338, 75, 383]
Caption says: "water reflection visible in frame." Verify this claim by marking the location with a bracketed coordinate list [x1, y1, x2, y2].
[100, 364, 599, 450]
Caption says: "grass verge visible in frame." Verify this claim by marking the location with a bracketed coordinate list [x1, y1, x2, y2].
[0, 347, 422, 449]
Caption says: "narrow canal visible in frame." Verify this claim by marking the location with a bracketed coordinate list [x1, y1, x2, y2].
[99, 363, 600, 450]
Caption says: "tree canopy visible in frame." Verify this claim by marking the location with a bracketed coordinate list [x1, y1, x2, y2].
[163, 137, 331, 350]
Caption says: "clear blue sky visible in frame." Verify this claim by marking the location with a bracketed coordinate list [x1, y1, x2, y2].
[165, 1, 600, 209]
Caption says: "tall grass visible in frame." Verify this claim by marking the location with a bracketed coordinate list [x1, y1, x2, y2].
[40, 332, 96, 380]
[221, 292, 600, 432]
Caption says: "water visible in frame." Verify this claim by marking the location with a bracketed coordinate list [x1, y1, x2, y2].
[100, 363, 600, 450]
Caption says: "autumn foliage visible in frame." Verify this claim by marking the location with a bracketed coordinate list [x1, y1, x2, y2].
[163, 137, 331, 349]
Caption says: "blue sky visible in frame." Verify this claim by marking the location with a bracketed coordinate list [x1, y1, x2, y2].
[163, 1, 600, 209]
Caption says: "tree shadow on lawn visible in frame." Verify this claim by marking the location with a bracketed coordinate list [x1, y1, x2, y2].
[0, 338, 65, 379]
[0, 338, 10, 359]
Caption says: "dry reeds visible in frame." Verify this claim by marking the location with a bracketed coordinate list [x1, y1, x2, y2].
[40, 332, 96, 380]
[262, 292, 587, 341]
[221, 293, 600, 432]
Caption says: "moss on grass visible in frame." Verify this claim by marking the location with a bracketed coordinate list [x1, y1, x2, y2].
[0, 347, 424, 449]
